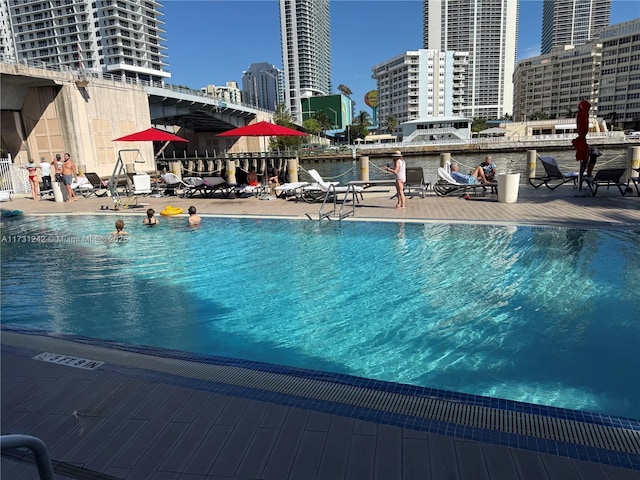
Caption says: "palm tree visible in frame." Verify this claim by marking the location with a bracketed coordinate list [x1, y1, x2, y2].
[303, 118, 322, 136]
[274, 103, 294, 127]
[355, 111, 371, 127]
[313, 112, 332, 132]
[471, 117, 488, 133]
[271, 103, 303, 152]
[386, 115, 398, 135]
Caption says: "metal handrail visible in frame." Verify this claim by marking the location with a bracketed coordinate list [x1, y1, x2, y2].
[317, 183, 337, 221]
[338, 184, 357, 219]
[1, 434, 55, 480]
[314, 183, 357, 221]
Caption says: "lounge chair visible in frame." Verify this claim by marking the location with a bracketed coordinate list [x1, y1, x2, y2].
[275, 181, 310, 201]
[404, 167, 429, 198]
[433, 161, 497, 197]
[302, 169, 364, 203]
[181, 176, 206, 197]
[528, 156, 578, 190]
[132, 174, 152, 195]
[161, 172, 192, 196]
[80, 172, 108, 197]
[201, 176, 236, 198]
[585, 168, 627, 196]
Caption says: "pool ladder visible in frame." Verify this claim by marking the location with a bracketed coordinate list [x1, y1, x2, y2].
[306, 184, 359, 222]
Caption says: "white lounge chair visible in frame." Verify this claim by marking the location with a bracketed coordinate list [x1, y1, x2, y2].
[161, 172, 192, 196]
[303, 169, 364, 203]
[132, 174, 152, 195]
[433, 161, 497, 197]
[275, 181, 310, 201]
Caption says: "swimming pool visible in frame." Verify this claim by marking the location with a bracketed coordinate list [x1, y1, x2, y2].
[1, 215, 639, 420]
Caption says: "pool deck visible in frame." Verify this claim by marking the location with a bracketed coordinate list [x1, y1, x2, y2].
[2, 185, 640, 479]
[2, 182, 640, 228]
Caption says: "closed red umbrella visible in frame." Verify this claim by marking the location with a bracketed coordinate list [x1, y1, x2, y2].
[572, 100, 591, 189]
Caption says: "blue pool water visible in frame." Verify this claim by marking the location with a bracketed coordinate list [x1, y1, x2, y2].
[1, 215, 639, 419]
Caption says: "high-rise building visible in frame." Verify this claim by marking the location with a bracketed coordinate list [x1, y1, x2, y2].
[201, 81, 243, 105]
[541, 0, 610, 55]
[0, 1, 16, 60]
[372, 49, 469, 133]
[423, 0, 518, 119]
[596, 18, 640, 132]
[513, 17, 640, 132]
[5, 0, 169, 83]
[242, 62, 284, 111]
[513, 44, 602, 122]
[279, 0, 331, 123]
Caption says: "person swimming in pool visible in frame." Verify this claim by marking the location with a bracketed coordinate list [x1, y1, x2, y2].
[143, 208, 159, 225]
[188, 206, 201, 226]
[111, 219, 128, 238]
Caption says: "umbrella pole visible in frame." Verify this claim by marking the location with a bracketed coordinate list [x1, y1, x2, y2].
[155, 141, 171, 162]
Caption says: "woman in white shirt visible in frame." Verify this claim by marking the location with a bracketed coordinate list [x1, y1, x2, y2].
[386, 150, 406, 209]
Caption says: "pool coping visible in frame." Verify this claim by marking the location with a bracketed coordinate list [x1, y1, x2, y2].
[3, 326, 639, 471]
[6, 210, 640, 232]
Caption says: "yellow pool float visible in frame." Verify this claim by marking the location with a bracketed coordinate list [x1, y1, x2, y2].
[160, 206, 184, 216]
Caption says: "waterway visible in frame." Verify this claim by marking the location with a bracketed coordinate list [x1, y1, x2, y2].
[301, 146, 631, 185]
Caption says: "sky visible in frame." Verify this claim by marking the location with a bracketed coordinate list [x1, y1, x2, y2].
[163, 0, 639, 114]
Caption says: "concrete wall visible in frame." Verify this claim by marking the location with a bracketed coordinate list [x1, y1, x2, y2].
[1, 63, 153, 177]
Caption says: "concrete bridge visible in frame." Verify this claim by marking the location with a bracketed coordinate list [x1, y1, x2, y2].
[0, 58, 271, 176]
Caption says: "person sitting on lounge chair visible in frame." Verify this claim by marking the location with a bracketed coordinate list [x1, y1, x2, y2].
[267, 164, 279, 185]
[247, 167, 259, 187]
[479, 155, 497, 182]
[450, 163, 491, 185]
[143, 208, 159, 226]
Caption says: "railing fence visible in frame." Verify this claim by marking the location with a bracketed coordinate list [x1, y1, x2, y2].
[0, 155, 29, 194]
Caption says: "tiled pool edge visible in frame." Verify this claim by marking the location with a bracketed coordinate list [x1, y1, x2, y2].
[2, 327, 639, 471]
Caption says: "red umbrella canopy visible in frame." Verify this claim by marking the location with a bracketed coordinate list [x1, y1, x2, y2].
[572, 100, 591, 162]
[217, 121, 307, 137]
[113, 127, 189, 143]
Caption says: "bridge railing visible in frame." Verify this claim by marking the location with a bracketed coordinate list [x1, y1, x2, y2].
[0, 55, 271, 113]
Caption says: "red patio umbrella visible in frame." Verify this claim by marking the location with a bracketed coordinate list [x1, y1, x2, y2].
[113, 127, 189, 143]
[216, 121, 307, 138]
[217, 121, 307, 188]
[114, 127, 189, 167]
[572, 100, 591, 189]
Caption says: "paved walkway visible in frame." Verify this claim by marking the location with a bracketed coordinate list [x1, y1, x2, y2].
[2, 185, 640, 479]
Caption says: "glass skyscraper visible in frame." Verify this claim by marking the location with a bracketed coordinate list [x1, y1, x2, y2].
[423, 0, 518, 119]
[279, 0, 331, 123]
[541, 0, 611, 55]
